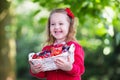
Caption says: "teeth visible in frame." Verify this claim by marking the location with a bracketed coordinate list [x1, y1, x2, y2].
[55, 31, 58, 33]
[55, 31, 62, 33]
[55, 31, 59, 33]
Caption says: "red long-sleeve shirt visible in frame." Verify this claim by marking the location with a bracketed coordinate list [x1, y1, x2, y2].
[30, 41, 85, 80]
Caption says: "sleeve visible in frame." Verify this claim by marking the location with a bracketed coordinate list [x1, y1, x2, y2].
[29, 45, 51, 78]
[30, 69, 46, 78]
[66, 42, 85, 76]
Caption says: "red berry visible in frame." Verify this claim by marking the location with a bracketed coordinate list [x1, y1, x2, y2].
[32, 54, 38, 59]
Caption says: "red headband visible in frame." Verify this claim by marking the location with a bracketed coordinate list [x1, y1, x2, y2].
[65, 8, 74, 19]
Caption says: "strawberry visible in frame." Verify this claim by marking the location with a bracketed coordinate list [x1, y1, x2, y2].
[32, 54, 38, 59]
[51, 47, 62, 56]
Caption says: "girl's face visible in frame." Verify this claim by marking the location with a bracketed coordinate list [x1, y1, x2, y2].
[50, 13, 70, 42]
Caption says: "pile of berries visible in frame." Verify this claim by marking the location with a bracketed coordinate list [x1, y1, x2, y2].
[32, 45, 70, 59]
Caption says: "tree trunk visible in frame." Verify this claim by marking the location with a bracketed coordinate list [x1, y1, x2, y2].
[0, 0, 16, 80]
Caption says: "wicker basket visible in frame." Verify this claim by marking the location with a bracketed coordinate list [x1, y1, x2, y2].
[28, 44, 75, 71]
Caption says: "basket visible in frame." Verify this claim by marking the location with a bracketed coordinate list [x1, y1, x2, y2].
[28, 44, 75, 71]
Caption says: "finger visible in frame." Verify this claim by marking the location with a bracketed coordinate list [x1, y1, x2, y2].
[29, 61, 34, 65]
[55, 59, 65, 68]
[33, 64, 42, 68]
[55, 59, 64, 64]
[35, 66, 44, 72]
[67, 56, 70, 62]
[34, 68, 41, 73]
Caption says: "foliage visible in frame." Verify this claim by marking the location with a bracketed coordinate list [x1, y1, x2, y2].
[12, 0, 120, 80]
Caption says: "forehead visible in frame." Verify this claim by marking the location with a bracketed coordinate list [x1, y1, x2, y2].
[50, 13, 69, 22]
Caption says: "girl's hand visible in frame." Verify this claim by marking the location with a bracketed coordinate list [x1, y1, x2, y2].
[54, 56, 73, 71]
[29, 61, 43, 73]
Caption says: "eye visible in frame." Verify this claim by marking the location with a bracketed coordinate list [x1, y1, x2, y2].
[59, 23, 63, 25]
[51, 23, 55, 26]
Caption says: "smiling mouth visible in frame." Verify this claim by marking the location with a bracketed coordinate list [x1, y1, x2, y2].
[55, 31, 62, 34]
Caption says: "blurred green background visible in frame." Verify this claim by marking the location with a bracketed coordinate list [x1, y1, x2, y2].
[0, 0, 120, 80]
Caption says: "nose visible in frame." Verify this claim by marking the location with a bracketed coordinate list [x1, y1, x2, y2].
[54, 24, 60, 29]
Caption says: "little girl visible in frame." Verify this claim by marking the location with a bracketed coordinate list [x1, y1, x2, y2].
[29, 8, 85, 80]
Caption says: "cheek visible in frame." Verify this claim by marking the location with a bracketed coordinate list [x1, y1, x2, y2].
[65, 26, 69, 32]
[66, 29, 69, 35]
[66, 26, 70, 35]
[50, 27, 54, 34]
[63, 27, 69, 35]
